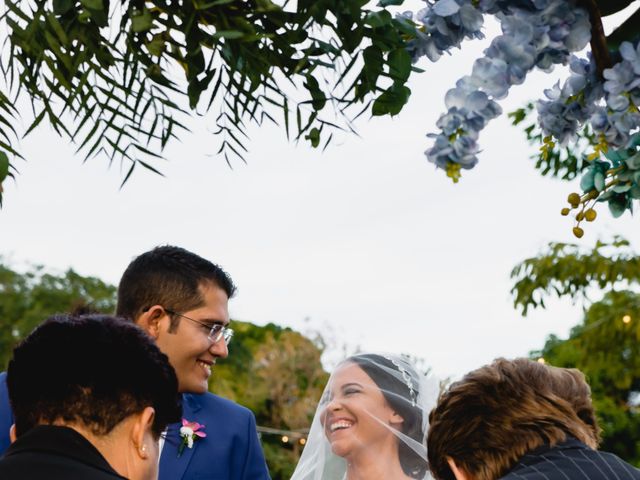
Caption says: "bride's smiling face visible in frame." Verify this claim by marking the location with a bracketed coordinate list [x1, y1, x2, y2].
[320, 362, 403, 459]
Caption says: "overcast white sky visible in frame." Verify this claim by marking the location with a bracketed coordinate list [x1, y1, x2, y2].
[1, 5, 638, 379]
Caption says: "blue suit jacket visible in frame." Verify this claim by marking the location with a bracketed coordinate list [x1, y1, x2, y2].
[0, 373, 269, 479]
[500, 437, 640, 480]
[0, 373, 13, 454]
[161, 392, 270, 480]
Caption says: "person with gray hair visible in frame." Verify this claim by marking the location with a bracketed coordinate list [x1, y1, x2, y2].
[427, 358, 640, 480]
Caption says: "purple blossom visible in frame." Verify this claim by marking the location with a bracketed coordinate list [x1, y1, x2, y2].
[603, 60, 640, 95]
[537, 84, 582, 145]
[425, 132, 479, 169]
[620, 42, 640, 76]
[484, 35, 536, 85]
[406, 0, 485, 63]
[432, 0, 460, 16]
[536, 54, 604, 145]
[607, 94, 630, 112]
[590, 107, 636, 147]
[470, 57, 510, 98]
[436, 107, 467, 136]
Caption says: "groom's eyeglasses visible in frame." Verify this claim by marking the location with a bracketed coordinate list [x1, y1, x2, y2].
[164, 308, 234, 345]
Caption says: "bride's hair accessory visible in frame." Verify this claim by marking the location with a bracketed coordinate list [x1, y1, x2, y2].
[383, 354, 417, 407]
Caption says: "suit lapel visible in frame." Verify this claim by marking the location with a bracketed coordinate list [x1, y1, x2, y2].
[159, 394, 203, 480]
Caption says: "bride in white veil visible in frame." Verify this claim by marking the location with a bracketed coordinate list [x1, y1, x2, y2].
[291, 353, 439, 480]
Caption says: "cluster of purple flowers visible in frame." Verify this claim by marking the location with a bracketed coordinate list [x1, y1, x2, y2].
[537, 43, 640, 151]
[408, 0, 592, 179]
[536, 41, 640, 216]
[594, 42, 640, 149]
[536, 55, 603, 145]
[405, 0, 485, 63]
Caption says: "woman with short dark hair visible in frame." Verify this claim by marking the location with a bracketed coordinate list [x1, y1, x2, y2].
[0, 314, 182, 480]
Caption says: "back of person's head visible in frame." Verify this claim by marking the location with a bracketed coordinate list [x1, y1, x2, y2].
[427, 358, 596, 480]
[7, 314, 182, 438]
[348, 353, 427, 479]
[116, 245, 236, 325]
[515, 359, 600, 448]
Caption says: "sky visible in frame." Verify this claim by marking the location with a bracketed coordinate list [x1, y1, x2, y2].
[1, 4, 639, 380]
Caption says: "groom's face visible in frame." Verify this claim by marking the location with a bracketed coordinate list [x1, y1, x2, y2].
[155, 283, 230, 394]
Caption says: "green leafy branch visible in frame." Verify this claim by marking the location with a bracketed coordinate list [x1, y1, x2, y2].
[0, 0, 420, 199]
[511, 236, 640, 315]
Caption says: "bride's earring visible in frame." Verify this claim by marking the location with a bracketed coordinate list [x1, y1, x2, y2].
[139, 444, 148, 459]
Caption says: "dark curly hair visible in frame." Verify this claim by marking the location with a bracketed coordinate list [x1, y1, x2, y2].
[8, 314, 182, 438]
[348, 353, 427, 479]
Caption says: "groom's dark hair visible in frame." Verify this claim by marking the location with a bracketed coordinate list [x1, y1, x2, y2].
[427, 358, 597, 480]
[7, 314, 181, 438]
[116, 245, 236, 329]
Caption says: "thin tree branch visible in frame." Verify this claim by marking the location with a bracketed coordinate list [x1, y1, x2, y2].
[578, 0, 613, 76]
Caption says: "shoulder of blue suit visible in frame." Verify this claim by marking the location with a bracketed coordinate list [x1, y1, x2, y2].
[0, 372, 14, 455]
[159, 391, 271, 480]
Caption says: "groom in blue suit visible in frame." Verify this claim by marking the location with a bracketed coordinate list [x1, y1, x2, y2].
[116, 245, 270, 480]
[0, 245, 270, 480]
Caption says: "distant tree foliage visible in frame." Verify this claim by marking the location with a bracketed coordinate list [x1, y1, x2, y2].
[0, 261, 116, 369]
[212, 321, 328, 480]
[511, 237, 640, 315]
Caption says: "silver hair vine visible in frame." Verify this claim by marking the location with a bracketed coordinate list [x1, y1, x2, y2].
[383, 355, 417, 407]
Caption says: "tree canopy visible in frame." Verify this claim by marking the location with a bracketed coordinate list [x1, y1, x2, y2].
[3, 0, 640, 225]
[0, 260, 116, 368]
[511, 236, 640, 315]
[0, 0, 420, 204]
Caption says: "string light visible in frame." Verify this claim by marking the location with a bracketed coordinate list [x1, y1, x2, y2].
[281, 436, 289, 443]
[299, 438, 306, 445]
[623, 315, 631, 324]
[537, 357, 546, 364]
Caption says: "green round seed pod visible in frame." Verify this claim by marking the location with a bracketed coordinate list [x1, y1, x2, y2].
[568, 192, 581, 207]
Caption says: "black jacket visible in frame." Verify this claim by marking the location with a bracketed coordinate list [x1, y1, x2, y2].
[0, 425, 127, 479]
[500, 437, 640, 480]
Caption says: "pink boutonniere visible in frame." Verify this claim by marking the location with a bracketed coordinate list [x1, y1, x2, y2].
[178, 418, 207, 456]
